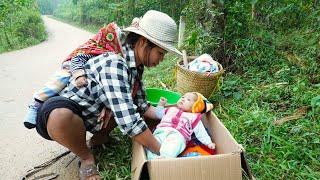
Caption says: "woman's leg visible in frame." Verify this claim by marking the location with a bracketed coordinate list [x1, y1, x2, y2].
[89, 117, 117, 147]
[46, 108, 100, 179]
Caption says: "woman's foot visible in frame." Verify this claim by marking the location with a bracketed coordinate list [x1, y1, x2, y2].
[79, 158, 100, 180]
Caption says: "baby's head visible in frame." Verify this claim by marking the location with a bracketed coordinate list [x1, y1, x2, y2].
[177, 92, 213, 113]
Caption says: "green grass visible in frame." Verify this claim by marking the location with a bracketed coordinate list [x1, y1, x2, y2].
[93, 129, 132, 180]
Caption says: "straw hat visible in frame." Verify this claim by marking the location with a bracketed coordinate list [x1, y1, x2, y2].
[124, 10, 182, 55]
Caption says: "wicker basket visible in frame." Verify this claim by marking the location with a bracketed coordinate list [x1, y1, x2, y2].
[176, 56, 224, 98]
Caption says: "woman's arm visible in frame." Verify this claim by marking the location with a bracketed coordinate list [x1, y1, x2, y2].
[133, 129, 160, 154]
[143, 105, 162, 120]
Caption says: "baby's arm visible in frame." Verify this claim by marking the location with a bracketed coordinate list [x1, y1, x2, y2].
[70, 54, 95, 87]
[155, 97, 167, 120]
[158, 97, 167, 107]
[194, 120, 215, 149]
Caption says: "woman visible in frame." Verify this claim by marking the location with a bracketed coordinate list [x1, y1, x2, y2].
[35, 10, 181, 180]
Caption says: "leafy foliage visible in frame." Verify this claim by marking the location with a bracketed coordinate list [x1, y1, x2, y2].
[0, 0, 47, 53]
[36, 0, 60, 15]
[52, 0, 187, 28]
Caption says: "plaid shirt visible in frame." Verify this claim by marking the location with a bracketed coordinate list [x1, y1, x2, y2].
[60, 44, 149, 137]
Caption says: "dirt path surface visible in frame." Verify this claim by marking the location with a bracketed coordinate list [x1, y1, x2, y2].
[0, 16, 93, 179]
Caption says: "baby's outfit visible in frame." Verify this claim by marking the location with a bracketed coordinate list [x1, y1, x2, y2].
[147, 106, 213, 160]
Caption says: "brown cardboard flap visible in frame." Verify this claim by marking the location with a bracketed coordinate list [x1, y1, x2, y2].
[147, 153, 241, 180]
[241, 151, 254, 180]
[205, 112, 254, 179]
[204, 112, 241, 154]
[131, 140, 147, 180]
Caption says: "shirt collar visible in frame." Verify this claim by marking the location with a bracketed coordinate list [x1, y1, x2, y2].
[122, 44, 137, 69]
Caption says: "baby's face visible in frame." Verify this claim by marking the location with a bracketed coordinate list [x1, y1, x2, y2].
[177, 92, 197, 112]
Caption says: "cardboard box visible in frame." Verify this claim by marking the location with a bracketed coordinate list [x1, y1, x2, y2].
[131, 112, 253, 180]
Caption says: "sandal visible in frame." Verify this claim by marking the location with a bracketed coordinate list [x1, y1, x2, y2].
[79, 163, 100, 180]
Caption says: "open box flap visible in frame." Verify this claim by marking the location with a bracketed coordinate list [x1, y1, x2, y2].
[131, 140, 147, 180]
[240, 149, 254, 180]
[206, 112, 254, 179]
[204, 112, 241, 154]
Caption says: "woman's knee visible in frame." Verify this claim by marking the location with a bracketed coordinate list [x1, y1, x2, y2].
[47, 108, 82, 130]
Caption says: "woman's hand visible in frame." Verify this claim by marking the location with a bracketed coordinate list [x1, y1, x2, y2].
[133, 129, 161, 154]
[98, 107, 113, 129]
[75, 76, 88, 87]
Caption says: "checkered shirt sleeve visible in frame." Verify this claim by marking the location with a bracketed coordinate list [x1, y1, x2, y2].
[133, 80, 150, 114]
[87, 53, 148, 137]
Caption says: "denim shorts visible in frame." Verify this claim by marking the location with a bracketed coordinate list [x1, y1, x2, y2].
[35, 96, 85, 140]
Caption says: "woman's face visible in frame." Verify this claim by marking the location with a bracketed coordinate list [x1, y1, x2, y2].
[135, 37, 166, 67]
[147, 46, 166, 67]
[177, 92, 197, 112]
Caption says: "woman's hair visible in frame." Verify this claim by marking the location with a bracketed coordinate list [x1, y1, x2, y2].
[126, 32, 158, 66]
[126, 32, 157, 49]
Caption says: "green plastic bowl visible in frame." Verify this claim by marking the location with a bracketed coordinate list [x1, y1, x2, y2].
[146, 88, 181, 106]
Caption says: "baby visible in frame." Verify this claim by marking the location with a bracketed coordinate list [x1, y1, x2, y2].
[147, 92, 215, 160]
[23, 22, 124, 129]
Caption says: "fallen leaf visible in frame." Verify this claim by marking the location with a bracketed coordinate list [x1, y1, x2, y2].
[273, 114, 304, 125]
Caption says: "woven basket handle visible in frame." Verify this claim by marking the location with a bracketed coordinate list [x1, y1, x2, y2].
[182, 50, 188, 69]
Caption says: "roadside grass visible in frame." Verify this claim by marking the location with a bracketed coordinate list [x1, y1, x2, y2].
[51, 16, 319, 179]
[209, 26, 320, 179]
[0, 10, 47, 54]
[214, 74, 320, 179]
[94, 129, 132, 180]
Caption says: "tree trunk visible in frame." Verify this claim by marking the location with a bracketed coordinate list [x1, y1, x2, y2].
[178, 16, 185, 49]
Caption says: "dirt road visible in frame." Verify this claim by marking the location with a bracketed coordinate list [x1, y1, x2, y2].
[0, 16, 93, 179]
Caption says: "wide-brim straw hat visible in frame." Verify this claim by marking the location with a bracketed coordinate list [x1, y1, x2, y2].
[124, 10, 182, 56]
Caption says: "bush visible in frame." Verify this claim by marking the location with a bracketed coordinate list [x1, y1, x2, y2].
[0, 0, 47, 53]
